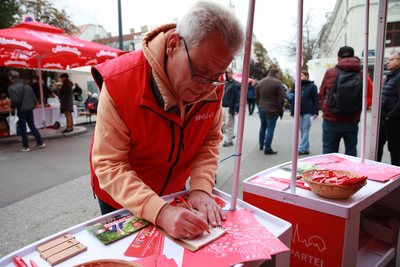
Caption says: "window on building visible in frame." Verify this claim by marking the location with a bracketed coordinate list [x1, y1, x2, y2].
[386, 21, 400, 47]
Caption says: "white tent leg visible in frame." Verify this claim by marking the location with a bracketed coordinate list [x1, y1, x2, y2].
[369, 0, 388, 160]
[230, 0, 256, 210]
[360, 0, 370, 163]
[290, 0, 304, 194]
[37, 57, 46, 128]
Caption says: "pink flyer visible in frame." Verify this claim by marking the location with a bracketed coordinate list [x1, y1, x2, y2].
[181, 209, 289, 267]
[305, 155, 400, 182]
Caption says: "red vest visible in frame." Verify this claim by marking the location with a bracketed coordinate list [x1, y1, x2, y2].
[90, 50, 223, 209]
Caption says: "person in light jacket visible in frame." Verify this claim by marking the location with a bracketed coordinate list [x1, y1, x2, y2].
[90, 1, 244, 240]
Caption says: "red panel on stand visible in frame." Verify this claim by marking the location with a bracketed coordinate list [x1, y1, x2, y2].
[244, 192, 346, 267]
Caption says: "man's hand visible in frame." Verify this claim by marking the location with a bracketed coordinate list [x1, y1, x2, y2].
[156, 204, 209, 239]
[187, 190, 226, 227]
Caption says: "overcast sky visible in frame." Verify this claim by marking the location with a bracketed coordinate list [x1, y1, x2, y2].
[53, 0, 336, 71]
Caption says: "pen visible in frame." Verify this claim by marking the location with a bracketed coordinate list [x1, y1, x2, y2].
[178, 196, 210, 234]
[178, 196, 194, 211]
[13, 256, 28, 267]
[30, 260, 39, 267]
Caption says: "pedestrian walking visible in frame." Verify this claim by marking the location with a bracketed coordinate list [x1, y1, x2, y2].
[255, 67, 285, 155]
[7, 70, 45, 152]
[319, 46, 373, 156]
[247, 80, 256, 115]
[222, 67, 241, 147]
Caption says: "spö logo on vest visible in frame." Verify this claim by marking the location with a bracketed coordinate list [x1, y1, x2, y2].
[195, 112, 214, 121]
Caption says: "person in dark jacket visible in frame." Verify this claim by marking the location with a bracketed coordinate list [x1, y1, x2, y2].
[31, 79, 51, 104]
[291, 70, 319, 155]
[7, 70, 45, 152]
[319, 46, 372, 156]
[59, 73, 74, 133]
[221, 67, 240, 147]
[377, 52, 400, 166]
[247, 80, 256, 115]
[73, 83, 83, 101]
[286, 84, 295, 112]
[255, 67, 285, 154]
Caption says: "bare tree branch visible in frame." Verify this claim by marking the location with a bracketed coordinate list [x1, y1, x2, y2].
[282, 10, 322, 69]
[16, 0, 79, 34]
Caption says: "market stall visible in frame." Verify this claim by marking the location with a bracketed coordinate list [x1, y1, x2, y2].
[0, 20, 125, 128]
[0, 99, 78, 136]
[32, 102, 78, 130]
[0, 189, 292, 267]
[243, 153, 400, 266]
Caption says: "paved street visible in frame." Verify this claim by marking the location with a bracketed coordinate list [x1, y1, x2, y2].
[0, 110, 390, 258]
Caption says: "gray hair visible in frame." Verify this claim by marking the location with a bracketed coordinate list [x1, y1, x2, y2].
[176, 0, 244, 55]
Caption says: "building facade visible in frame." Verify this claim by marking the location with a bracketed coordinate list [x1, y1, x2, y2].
[308, 0, 400, 87]
[74, 24, 110, 42]
[319, 0, 400, 59]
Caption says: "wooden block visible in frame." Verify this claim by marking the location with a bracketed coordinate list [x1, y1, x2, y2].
[47, 243, 87, 266]
[36, 234, 75, 253]
[40, 239, 80, 260]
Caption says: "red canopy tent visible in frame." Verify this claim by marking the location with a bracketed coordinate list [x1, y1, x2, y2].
[0, 21, 126, 126]
[0, 21, 125, 69]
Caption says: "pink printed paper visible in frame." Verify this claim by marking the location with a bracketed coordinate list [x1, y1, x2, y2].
[181, 209, 289, 267]
[251, 176, 290, 191]
[124, 225, 164, 257]
[132, 254, 178, 267]
[251, 176, 311, 191]
[305, 155, 400, 182]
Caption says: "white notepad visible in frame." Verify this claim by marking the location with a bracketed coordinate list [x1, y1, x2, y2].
[174, 226, 227, 252]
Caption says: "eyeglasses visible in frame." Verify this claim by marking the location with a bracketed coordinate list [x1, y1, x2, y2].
[181, 37, 226, 86]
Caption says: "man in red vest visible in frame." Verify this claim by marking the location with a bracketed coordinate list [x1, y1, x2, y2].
[90, 1, 244, 240]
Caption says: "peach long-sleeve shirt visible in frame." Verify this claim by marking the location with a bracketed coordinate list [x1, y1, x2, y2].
[91, 24, 223, 224]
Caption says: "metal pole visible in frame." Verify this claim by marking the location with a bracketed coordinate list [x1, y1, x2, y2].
[230, 0, 256, 210]
[360, 0, 370, 163]
[369, 0, 388, 160]
[118, 0, 123, 50]
[37, 57, 46, 128]
[290, 0, 304, 194]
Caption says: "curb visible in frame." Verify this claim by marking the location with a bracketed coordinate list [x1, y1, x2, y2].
[0, 126, 88, 145]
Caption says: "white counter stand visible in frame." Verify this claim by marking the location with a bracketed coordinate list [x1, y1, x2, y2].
[0, 189, 292, 267]
[243, 153, 400, 267]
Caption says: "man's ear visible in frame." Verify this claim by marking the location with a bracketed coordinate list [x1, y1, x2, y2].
[166, 33, 181, 57]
